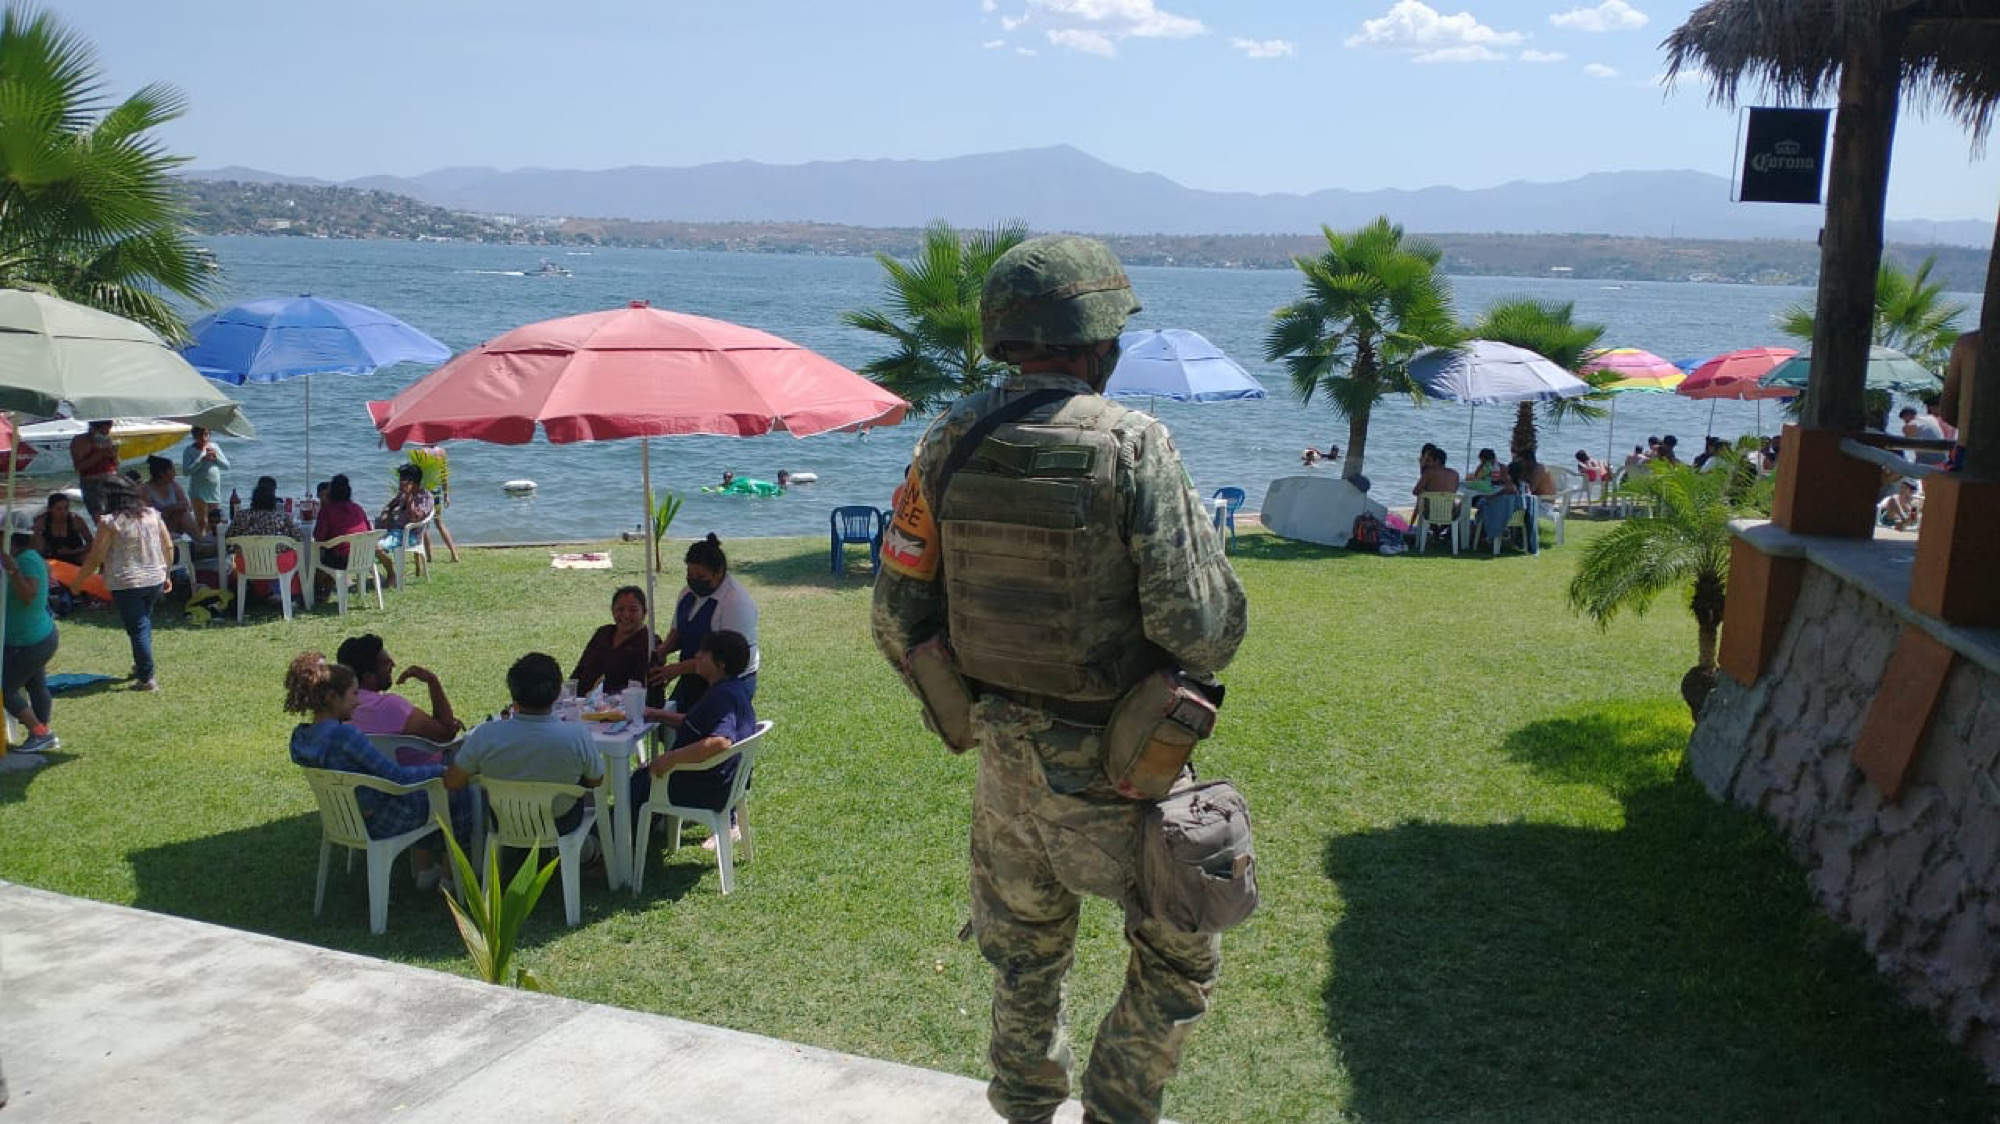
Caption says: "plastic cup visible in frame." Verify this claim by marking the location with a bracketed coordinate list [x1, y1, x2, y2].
[560, 679, 578, 704]
[621, 685, 647, 723]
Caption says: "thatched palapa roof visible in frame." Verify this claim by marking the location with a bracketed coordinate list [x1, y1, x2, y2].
[1663, 0, 2000, 140]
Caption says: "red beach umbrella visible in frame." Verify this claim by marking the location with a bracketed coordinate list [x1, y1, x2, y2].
[366, 300, 906, 447]
[1677, 346, 1799, 439]
[366, 299, 909, 651]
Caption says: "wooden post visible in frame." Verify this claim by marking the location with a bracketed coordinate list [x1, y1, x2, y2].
[1804, 22, 1905, 431]
[1963, 195, 2000, 481]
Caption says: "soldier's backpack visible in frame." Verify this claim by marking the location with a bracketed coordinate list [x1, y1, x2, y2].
[1138, 780, 1259, 934]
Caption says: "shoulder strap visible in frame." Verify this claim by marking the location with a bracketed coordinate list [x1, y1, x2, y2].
[930, 388, 1073, 504]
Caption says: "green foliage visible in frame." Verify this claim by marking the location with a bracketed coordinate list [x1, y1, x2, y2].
[842, 220, 1028, 413]
[0, 6, 215, 341]
[1779, 255, 1970, 373]
[1466, 297, 1614, 455]
[437, 817, 558, 991]
[649, 488, 682, 572]
[1263, 216, 1462, 480]
[406, 447, 449, 494]
[1569, 458, 1751, 670]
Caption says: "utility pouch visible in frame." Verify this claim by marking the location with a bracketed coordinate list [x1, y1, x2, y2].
[1139, 780, 1259, 934]
[902, 635, 977, 754]
[1103, 671, 1221, 800]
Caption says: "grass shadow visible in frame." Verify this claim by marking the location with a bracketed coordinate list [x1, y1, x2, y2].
[1321, 704, 2000, 1123]
[0, 750, 77, 803]
[127, 812, 658, 960]
[734, 543, 867, 591]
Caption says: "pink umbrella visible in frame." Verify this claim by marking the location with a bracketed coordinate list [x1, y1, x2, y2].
[367, 300, 907, 446]
[1678, 346, 1800, 438]
[367, 299, 909, 636]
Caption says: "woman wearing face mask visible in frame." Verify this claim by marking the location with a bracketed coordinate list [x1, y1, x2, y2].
[648, 533, 759, 710]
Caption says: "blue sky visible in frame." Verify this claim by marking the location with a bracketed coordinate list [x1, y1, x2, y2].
[57, 0, 1999, 221]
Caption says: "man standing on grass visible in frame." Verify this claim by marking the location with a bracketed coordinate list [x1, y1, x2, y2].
[872, 236, 1246, 1124]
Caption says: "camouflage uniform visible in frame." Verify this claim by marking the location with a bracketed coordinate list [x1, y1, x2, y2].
[873, 363, 1247, 1123]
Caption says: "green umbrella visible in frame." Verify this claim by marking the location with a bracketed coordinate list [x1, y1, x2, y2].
[0, 292, 253, 720]
[1758, 345, 1941, 395]
[0, 290, 254, 434]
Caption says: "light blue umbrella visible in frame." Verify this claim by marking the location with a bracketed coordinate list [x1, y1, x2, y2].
[1107, 328, 1267, 403]
[1408, 339, 1590, 465]
[182, 295, 451, 482]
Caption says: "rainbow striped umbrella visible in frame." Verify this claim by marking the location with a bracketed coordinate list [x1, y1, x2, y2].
[1587, 348, 1685, 480]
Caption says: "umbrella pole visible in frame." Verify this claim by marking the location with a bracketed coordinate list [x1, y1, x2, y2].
[1, 412, 14, 683]
[1706, 398, 1717, 443]
[1465, 406, 1476, 470]
[1604, 395, 1619, 504]
[641, 437, 658, 679]
[304, 375, 313, 488]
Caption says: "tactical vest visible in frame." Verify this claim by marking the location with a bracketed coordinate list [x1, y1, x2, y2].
[936, 393, 1165, 701]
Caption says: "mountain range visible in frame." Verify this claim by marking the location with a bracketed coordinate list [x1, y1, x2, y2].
[189, 145, 1994, 247]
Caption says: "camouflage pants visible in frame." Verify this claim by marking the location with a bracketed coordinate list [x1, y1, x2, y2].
[969, 697, 1220, 1124]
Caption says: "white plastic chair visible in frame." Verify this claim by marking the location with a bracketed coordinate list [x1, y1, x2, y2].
[389, 511, 435, 587]
[1491, 491, 1541, 556]
[476, 777, 608, 926]
[228, 534, 306, 622]
[1412, 492, 1463, 555]
[631, 719, 773, 896]
[312, 530, 386, 615]
[300, 767, 450, 935]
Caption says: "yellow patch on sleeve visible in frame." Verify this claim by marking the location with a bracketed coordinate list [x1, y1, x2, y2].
[882, 467, 941, 581]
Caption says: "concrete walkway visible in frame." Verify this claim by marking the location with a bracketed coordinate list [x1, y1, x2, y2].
[0, 882, 1089, 1123]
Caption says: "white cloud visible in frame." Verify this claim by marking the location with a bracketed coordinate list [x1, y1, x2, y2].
[991, 0, 1205, 56]
[1519, 48, 1566, 62]
[1347, 1, 1524, 62]
[1550, 0, 1648, 32]
[981, 0, 997, 11]
[1230, 36, 1295, 59]
[983, 38, 1006, 48]
[1015, 45, 1039, 55]
[1049, 27, 1117, 54]
[1583, 61, 1618, 77]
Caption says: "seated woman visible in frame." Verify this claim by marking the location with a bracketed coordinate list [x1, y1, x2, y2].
[1573, 449, 1608, 484]
[375, 464, 434, 583]
[33, 492, 93, 566]
[630, 630, 757, 845]
[283, 651, 475, 890]
[228, 476, 306, 597]
[312, 474, 372, 563]
[570, 584, 663, 698]
[141, 456, 194, 538]
[647, 534, 759, 711]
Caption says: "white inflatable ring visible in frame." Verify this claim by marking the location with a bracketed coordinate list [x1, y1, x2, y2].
[501, 479, 538, 495]
[786, 471, 818, 483]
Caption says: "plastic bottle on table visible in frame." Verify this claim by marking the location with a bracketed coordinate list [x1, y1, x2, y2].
[227, 488, 240, 520]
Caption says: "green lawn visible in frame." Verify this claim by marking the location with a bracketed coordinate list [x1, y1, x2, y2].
[2, 525, 1993, 1123]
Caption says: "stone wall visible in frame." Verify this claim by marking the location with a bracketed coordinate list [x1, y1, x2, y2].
[1690, 565, 2000, 1078]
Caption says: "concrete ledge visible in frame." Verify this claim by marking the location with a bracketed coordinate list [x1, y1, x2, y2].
[0, 883, 1085, 1123]
[1729, 519, 2000, 676]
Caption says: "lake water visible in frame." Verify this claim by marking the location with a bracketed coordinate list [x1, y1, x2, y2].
[150, 236, 1957, 543]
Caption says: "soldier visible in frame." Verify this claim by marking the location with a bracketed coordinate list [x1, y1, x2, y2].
[872, 235, 1247, 1124]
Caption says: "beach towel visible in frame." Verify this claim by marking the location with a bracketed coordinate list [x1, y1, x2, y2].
[48, 673, 116, 694]
[551, 552, 612, 570]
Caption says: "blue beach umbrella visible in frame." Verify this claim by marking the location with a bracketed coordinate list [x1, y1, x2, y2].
[1408, 339, 1589, 465]
[1107, 328, 1267, 403]
[182, 295, 451, 482]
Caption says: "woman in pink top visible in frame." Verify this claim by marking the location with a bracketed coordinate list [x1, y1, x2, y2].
[312, 474, 373, 567]
[73, 478, 173, 691]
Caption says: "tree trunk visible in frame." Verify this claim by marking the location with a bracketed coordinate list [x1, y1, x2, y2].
[1344, 403, 1372, 482]
[1512, 401, 1537, 458]
[1683, 574, 1727, 719]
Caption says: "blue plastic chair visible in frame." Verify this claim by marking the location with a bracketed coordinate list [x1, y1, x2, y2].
[831, 506, 885, 575]
[1211, 487, 1246, 545]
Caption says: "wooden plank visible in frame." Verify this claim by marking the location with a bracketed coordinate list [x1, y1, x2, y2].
[1853, 625, 1959, 799]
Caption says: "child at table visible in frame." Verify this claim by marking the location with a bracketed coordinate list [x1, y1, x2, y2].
[444, 652, 602, 837]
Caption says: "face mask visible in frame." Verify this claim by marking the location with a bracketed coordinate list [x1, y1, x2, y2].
[687, 577, 717, 598]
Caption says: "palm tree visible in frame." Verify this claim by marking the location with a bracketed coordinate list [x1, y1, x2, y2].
[0, 6, 215, 341]
[842, 220, 1027, 413]
[1778, 255, 1967, 369]
[1568, 456, 1753, 719]
[1777, 255, 1969, 426]
[1263, 217, 1460, 481]
[1465, 297, 1616, 457]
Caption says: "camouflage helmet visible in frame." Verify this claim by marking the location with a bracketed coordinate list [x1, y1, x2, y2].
[980, 235, 1141, 361]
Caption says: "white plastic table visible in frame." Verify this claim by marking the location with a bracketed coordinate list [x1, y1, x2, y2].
[586, 719, 656, 890]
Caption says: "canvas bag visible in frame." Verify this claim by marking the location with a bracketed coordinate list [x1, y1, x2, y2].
[1138, 780, 1259, 934]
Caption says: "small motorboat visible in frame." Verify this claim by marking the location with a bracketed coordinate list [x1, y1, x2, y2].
[525, 259, 571, 277]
